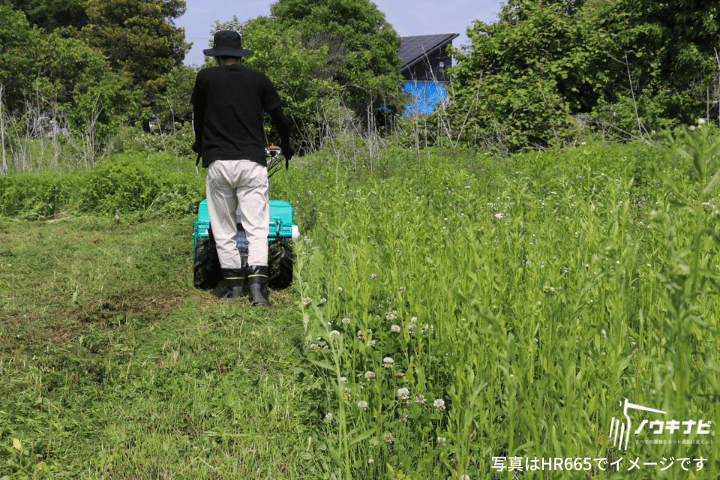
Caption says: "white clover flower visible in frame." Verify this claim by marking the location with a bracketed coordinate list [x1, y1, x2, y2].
[421, 324, 435, 336]
[302, 297, 312, 306]
[385, 310, 398, 321]
[358, 400, 368, 411]
[324, 413, 333, 422]
[329, 330, 340, 340]
[460, 475, 470, 480]
[437, 436, 447, 447]
[434, 398, 446, 412]
[357, 330, 365, 340]
[309, 343, 318, 350]
[415, 394, 426, 406]
[364, 371, 376, 380]
[319, 297, 327, 304]
[699, 118, 706, 125]
[339, 376, 347, 383]
[383, 357, 394, 368]
[383, 432, 395, 444]
[371, 273, 378, 281]
[368, 458, 374, 464]
[391, 324, 401, 333]
[338, 286, 343, 293]
[397, 387, 410, 401]
[367, 339, 376, 348]
[341, 317, 351, 325]
[399, 286, 406, 293]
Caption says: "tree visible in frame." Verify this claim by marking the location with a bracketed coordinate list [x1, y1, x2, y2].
[0, 0, 88, 32]
[80, 0, 191, 109]
[0, 6, 43, 112]
[270, 0, 403, 110]
[0, 5, 130, 151]
[448, 0, 606, 148]
[588, 0, 720, 131]
[446, 0, 720, 149]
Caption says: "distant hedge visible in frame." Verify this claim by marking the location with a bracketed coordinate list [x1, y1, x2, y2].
[0, 152, 205, 219]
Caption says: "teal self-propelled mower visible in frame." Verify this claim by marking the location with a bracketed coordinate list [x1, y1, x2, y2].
[192, 146, 299, 291]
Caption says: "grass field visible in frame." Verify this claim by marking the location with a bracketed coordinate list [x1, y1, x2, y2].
[2, 131, 720, 479]
[0, 216, 318, 478]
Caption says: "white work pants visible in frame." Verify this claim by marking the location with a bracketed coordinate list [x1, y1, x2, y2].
[206, 160, 269, 268]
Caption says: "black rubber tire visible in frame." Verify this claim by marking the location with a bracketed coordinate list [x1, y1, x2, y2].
[268, 239, 294, 290]
[193, 231, 222, 290]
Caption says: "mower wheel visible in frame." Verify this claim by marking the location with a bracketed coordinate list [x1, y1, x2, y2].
[268, 238, 294, 289]
[193, 236, 221, 290]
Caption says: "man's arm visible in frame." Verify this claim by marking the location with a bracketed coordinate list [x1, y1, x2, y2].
[268, 106, 294, 162]
[190, 75, 205, 155]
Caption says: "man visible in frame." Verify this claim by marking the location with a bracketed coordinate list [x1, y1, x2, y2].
[190, 30, 294, 305]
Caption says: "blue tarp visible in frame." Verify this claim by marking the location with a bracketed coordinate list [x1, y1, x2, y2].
[401, 81, 449, 117]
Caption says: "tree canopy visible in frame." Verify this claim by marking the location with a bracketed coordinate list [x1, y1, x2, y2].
[0, 0, 88, 32]
[270, 0, 403, 109]
[447, 0, 720, 148]
[0, 5, 129, 141]
[80, 0, 191, 108]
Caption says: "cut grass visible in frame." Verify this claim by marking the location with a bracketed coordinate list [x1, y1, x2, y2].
[0, 216, 317, 478]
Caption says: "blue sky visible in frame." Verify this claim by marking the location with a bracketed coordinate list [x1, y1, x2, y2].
[175, 0, 505, 68]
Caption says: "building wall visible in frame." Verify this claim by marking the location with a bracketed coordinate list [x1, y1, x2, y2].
[402, 44, 452, 81]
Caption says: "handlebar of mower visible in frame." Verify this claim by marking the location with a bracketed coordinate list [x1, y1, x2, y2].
[266, 146, 286, 178]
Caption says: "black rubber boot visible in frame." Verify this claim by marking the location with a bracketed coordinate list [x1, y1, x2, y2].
[247, 265, 271, 306]
[221, 268, 246, 300]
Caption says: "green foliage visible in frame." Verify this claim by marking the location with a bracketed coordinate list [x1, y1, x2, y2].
[0, 151, 204, 219]
[0, 171, 81, 218]
[287, 138, 720, 477]
[159, 65, 196, 124]
[587, 0, 718, 131]
[115, 122, 195, 158]
[448, 0, 605, 149]
[0, 6, 44, 111]
[447, 0, 720, 149]
[0, 0, 88, 32]
[270, 0, 403, 110]
[0, 6, 130, 152]
[80, 0, 191, 109]
[81, 154, 161, 214]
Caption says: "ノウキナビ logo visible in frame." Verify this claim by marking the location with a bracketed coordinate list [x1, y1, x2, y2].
[609, 398, 712, 450]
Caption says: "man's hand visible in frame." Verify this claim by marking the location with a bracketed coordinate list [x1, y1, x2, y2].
[281, 141, 295, 162]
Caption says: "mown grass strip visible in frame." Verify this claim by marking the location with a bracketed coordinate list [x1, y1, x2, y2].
[0, 216, 317, 479]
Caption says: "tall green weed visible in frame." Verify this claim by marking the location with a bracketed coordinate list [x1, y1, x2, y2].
[292, 139, 720, 478]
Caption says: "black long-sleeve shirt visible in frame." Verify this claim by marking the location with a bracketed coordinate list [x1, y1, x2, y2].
[190, 63, 291, 168]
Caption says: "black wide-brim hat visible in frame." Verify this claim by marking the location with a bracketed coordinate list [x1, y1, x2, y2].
[203, 30, 253, 57]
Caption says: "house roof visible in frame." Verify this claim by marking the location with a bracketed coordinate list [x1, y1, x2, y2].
[398, 34, 460, 72]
